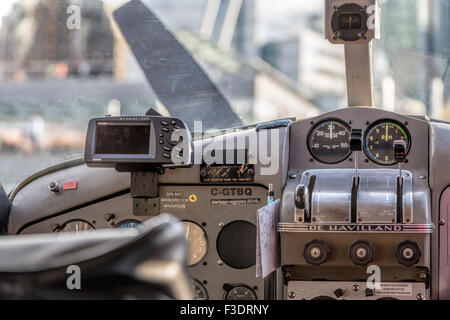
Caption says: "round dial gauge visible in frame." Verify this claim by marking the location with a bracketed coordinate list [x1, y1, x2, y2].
[115, 219, 142, 229]
[58, 220, 95, 233]
[191, 278, 209, 300]
[224, 285, 257, 300]
[182, 221, 207, 266]
[364, 120, 410, 165]
[307, 119, 351, 164]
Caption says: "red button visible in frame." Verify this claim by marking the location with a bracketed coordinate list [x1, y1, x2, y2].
[63, 181, 78, 190]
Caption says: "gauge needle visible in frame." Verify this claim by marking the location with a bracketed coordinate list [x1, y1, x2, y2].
[385, 124, 389, 141]
[329, 124, 333, 140]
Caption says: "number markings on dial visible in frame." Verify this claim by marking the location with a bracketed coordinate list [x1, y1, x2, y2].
[364, 121, 410, 165]
[308, 119, 351, 164]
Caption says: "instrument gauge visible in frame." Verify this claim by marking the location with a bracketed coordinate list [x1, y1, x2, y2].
[182, 221, 208, 266]
[364, 120, 410, 165]
[224, 284, 257, 300]
[114, 219, 142, 229]
[307, 119, 352, 164]
[57, 220, 95, 233]
[191, 278, 209, 300]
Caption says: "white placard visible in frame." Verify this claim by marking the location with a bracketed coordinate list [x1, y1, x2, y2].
[256, 199, 280, 278]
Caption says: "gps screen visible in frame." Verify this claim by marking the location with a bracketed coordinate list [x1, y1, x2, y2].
[95, 123, 151, 155]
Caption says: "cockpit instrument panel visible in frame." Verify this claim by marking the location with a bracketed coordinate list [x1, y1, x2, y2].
[364, 119, 410, 165]
[307, 119, 351, 164]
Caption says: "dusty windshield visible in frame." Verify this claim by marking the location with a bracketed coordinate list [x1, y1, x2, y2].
[0, 0, 448, 192]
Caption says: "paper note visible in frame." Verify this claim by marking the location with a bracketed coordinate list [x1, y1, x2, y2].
[256, 199, 280, 278]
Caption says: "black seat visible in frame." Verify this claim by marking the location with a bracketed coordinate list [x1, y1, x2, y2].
[0, 214, 191, 299]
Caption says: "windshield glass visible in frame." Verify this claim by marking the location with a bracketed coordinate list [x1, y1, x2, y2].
[0, 0, 448, 192]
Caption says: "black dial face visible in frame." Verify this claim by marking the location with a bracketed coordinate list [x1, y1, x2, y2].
[225, 285, 257, 300]
[364, 120, 410, 165]
[308, 119, 351, 164]
[191, 279, 209, 300]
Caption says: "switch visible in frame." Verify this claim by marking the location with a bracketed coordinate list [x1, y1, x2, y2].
[48, 181, 61, 193]
[334, 288, 344, 298]
[365, 288, 374, 297]
[104, 213, 115, 222]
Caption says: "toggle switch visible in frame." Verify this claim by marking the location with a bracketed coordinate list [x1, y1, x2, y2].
[48, 181, 61, 193]
[333, 288, 344, 298]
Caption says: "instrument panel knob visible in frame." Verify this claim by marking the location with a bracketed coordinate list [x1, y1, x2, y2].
[395, 241, 421, 266]
[303, 239, 329, 266]
[349, 240, 375, 266]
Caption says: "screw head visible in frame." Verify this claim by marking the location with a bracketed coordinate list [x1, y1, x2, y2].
[288, 291, 296, 298]
[289, 174, 297, 179]
[217, 260, 223, 266]
[219, 222, 224, 228]
[352, 284, 360, 292]
[439, 219, 445, 226]
[417, 293, 424, 300]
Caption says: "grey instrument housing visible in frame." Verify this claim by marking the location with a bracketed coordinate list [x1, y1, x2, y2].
[84, 116, 191, 168]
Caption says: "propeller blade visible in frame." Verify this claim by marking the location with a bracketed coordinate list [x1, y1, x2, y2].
[113, 0, 242, 130]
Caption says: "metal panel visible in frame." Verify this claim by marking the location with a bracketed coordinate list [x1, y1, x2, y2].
[287, 281, 427, 300]
[439, 187, 450, 300]
[430, 121, 450, 299]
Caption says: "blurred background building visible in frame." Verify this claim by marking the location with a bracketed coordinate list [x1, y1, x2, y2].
[0, 0, 448, 192]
